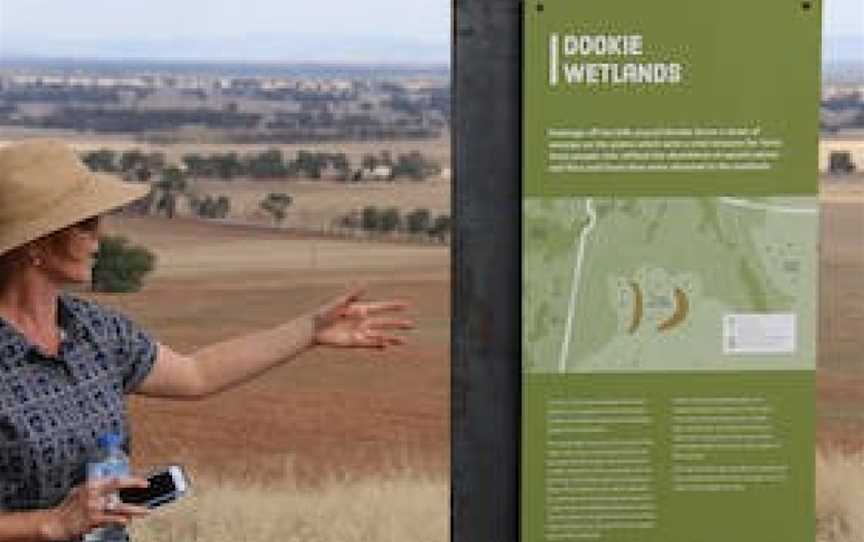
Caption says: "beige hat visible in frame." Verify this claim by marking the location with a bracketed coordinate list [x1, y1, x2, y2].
[0, 139, 150, 255]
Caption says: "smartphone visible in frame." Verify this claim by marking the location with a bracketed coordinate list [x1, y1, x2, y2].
[118, 465, 189, 509]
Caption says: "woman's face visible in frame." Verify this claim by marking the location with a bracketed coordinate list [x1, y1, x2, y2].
[36, 216, 102, 284]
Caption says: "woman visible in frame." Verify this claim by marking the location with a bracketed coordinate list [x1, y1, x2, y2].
[0, 140, 414, 541]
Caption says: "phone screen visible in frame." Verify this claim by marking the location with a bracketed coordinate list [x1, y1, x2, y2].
[119, 470, 179, 507]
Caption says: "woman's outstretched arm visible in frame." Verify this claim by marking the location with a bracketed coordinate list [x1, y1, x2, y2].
[135, 286, 413, 399]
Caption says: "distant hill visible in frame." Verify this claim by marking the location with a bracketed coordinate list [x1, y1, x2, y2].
[0, 57, 450, 79]
[0, 33, 450, 68]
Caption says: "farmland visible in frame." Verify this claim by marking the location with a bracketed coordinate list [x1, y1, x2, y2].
[84, 215, 450, 484]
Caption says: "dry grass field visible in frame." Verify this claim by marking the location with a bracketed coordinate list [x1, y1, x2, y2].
[818, 450, 864, 542]
[129, 471, 448, 542]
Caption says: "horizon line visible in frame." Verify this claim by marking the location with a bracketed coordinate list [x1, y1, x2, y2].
[0, 55, 451, 69]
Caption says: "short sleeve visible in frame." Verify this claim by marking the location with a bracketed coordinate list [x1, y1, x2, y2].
[106, 309, 159, 394]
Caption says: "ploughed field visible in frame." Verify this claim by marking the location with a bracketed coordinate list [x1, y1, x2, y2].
[819, 178, 864, 452]
[85, 216, 450, 484]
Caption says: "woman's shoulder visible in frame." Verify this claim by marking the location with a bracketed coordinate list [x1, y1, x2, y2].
[59, 292, 121, 319]
[59, 292, 139, 336]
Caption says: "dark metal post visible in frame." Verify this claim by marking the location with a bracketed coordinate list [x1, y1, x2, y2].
[452, 1, 521, 541]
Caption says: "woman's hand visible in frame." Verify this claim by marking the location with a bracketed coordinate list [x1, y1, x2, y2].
[312, 286, 414, 348]
[42, 478, 150, 541]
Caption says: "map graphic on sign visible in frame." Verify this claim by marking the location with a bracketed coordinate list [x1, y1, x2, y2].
[523, 196, 818, 373]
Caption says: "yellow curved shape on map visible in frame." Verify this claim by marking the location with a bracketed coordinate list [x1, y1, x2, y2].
[628, 281, 643, 334]
[657, 288, 689, 332]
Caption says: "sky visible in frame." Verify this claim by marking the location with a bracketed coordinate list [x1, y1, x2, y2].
[823, 0, 863, 64]
[0, 0, 451, 63]
[824, 0, 863, 37]
[0, 0, 859, 63]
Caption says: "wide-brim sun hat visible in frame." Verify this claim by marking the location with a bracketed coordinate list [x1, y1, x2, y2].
[0, 139, 150, 256]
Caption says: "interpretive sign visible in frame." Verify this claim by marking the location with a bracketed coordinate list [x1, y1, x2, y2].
[522, 1, 821, 541]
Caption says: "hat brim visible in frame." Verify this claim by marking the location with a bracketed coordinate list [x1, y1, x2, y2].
[0, 173, 150, 255]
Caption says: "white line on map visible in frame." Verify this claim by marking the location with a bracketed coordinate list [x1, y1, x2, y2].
[718, 197, 818, 215]
[559, 198, 597, 373]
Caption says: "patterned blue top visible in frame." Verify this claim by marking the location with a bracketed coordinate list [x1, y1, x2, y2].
[0, 293, 157, 539]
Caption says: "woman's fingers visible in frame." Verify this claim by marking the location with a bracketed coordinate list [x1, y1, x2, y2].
[88, 477, 151, 520]
[365, 317, 415, 330]
[92, 476, 149, 495]
[319, 285, 367, 319]
[341, 301, 411, 320]
[354, 301, 410, 315]
[357, 331, 407, 348]
[108, 503, 150, 518]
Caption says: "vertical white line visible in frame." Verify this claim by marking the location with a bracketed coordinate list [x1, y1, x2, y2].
[558, 198, 597, 373]
[549, 33, 559, 87]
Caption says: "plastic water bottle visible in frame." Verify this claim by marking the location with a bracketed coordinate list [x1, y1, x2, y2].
[84, 433, 129, 542]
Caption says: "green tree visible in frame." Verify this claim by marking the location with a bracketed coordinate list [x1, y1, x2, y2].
[393, 151, 440, 181]
[249, 149, 288, 178]
[430, 214, 451, 242]
[380, 207, 402, 233]
[82, 149, 117, 172]
[120, 149, 146, 173]
[329, 153, 351, 179]
[154, 166, 188, 219]
[215, 153, 243, 179]
[260, 192, 292, 224]
[91, 236, 156, 293]
[182, 153, 207, 176]
[829, 151, 856, 174]
[295, 151, 325, 178]
[361, 206, 381, 231]
[215, 195, 231, 218]
[405, 208, 432, 234]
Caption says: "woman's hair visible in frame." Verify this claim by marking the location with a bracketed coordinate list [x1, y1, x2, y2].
[0, 247, 27, 287]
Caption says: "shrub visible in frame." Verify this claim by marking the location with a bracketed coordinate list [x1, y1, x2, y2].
[405, 208, 432, 234]
[430, 214, 451, 241]
[260, 192, 293, 224]
[380, 207, 402, 233]
[194, 195, 232, 219]
[361, 206, 381, 231]
[91, 236, 156, 293]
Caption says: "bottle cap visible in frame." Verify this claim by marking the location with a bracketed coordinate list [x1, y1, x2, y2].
[96, 432, 124, 450]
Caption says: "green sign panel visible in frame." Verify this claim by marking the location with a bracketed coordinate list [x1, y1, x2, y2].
[523, 0, 821, 197]
[522, 1, 820, 541]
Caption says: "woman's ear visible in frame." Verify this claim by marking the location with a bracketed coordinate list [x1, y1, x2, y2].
[25, 241, 48, 268]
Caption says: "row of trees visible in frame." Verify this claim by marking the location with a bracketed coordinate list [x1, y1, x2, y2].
[339, 207, 451, 241]
[81, 148, 442, 182]
[37, 107, 262, 133]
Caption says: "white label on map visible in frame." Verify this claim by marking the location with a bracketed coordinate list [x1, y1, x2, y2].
[723, 313, 796, 355]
